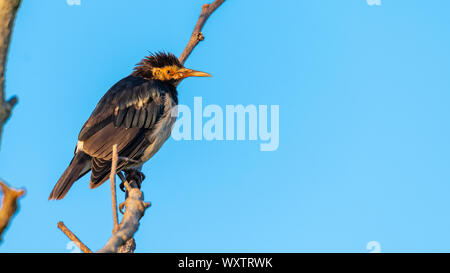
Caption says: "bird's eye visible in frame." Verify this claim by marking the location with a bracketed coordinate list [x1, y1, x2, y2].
[167, 70, 171, 74]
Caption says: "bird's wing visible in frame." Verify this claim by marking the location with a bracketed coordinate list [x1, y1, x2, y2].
[78, 75, 168, 161]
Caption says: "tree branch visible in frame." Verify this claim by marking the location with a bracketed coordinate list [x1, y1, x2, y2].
[0, 180, 24, 242]
[0, 0, 20, 148]
[179, 0, 225, 65]
[110, 144, 119, 234]
[98, 181, 150, 253]
[0, 1, 22, 245]
[57, 221, 92, 253]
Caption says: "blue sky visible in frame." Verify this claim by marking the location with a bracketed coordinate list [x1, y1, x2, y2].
[1, 0, 450, 252]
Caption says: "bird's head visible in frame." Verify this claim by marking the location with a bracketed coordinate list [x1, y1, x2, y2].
[132, 52, 211, 84]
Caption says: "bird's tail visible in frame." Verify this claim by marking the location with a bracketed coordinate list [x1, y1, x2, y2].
[49, 152, 90, 200]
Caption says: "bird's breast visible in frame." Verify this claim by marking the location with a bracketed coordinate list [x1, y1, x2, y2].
[139, 94, 177, 163]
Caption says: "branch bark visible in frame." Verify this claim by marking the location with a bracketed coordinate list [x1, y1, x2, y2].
[98, 181, 150, 253]
[0, 0, 20, 148]
[0, 1, 22, 245]
[0, 180, 24, 242]
[179, 0, 225, 65]
[110, 144, 119, 234]
[57, 221, 92, 253]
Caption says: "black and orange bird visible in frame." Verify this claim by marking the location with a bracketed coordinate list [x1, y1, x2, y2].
[49, 52, 211, 200]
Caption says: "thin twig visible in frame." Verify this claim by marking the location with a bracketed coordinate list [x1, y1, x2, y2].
[110, 144, 119, 234]
[119, 156, 139, 164]
[179, 0, 225, 65]
[0, 180, 24, 242]
[57, 221, 92, 253]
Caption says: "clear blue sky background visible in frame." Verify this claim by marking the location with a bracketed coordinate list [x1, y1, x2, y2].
[1, 0, 450, 253]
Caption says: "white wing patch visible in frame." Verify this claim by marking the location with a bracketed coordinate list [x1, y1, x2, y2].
[76, 140, 84, 153]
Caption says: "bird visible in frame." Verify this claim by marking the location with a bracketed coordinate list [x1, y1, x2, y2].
[49, 52, 211, 200]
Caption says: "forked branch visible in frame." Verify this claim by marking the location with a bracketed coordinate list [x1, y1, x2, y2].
[99, 146, 151, 253]
[0, 0, 22, 245]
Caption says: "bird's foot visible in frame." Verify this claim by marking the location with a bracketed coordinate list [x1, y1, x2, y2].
[119, 201, 126, 214]
[118, 172, 127, 192]
[119, 169, 146, 192]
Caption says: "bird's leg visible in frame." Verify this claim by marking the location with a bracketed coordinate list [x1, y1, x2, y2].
[118, 171, 127, 192]
[118, 169, 147, 213]
[123, 169, 146, 189]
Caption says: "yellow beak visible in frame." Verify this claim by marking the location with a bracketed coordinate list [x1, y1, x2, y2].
[178, 68, 212, 79]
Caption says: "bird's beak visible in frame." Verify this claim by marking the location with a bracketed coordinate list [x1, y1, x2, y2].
[178, 68, 212, 79]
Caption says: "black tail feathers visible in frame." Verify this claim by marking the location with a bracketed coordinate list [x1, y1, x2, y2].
[49, 152, 90, 200]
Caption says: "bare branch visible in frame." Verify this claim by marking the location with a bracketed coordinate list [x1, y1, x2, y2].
[0, 180, 24, 242]
[110, 144, 119, 234]
[179, 0, 225, 65]
[0, 0, 20, 148]
[98, 185, 150, 253]
[0, 1, 22, 245]
[57, 221, 92, 253]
